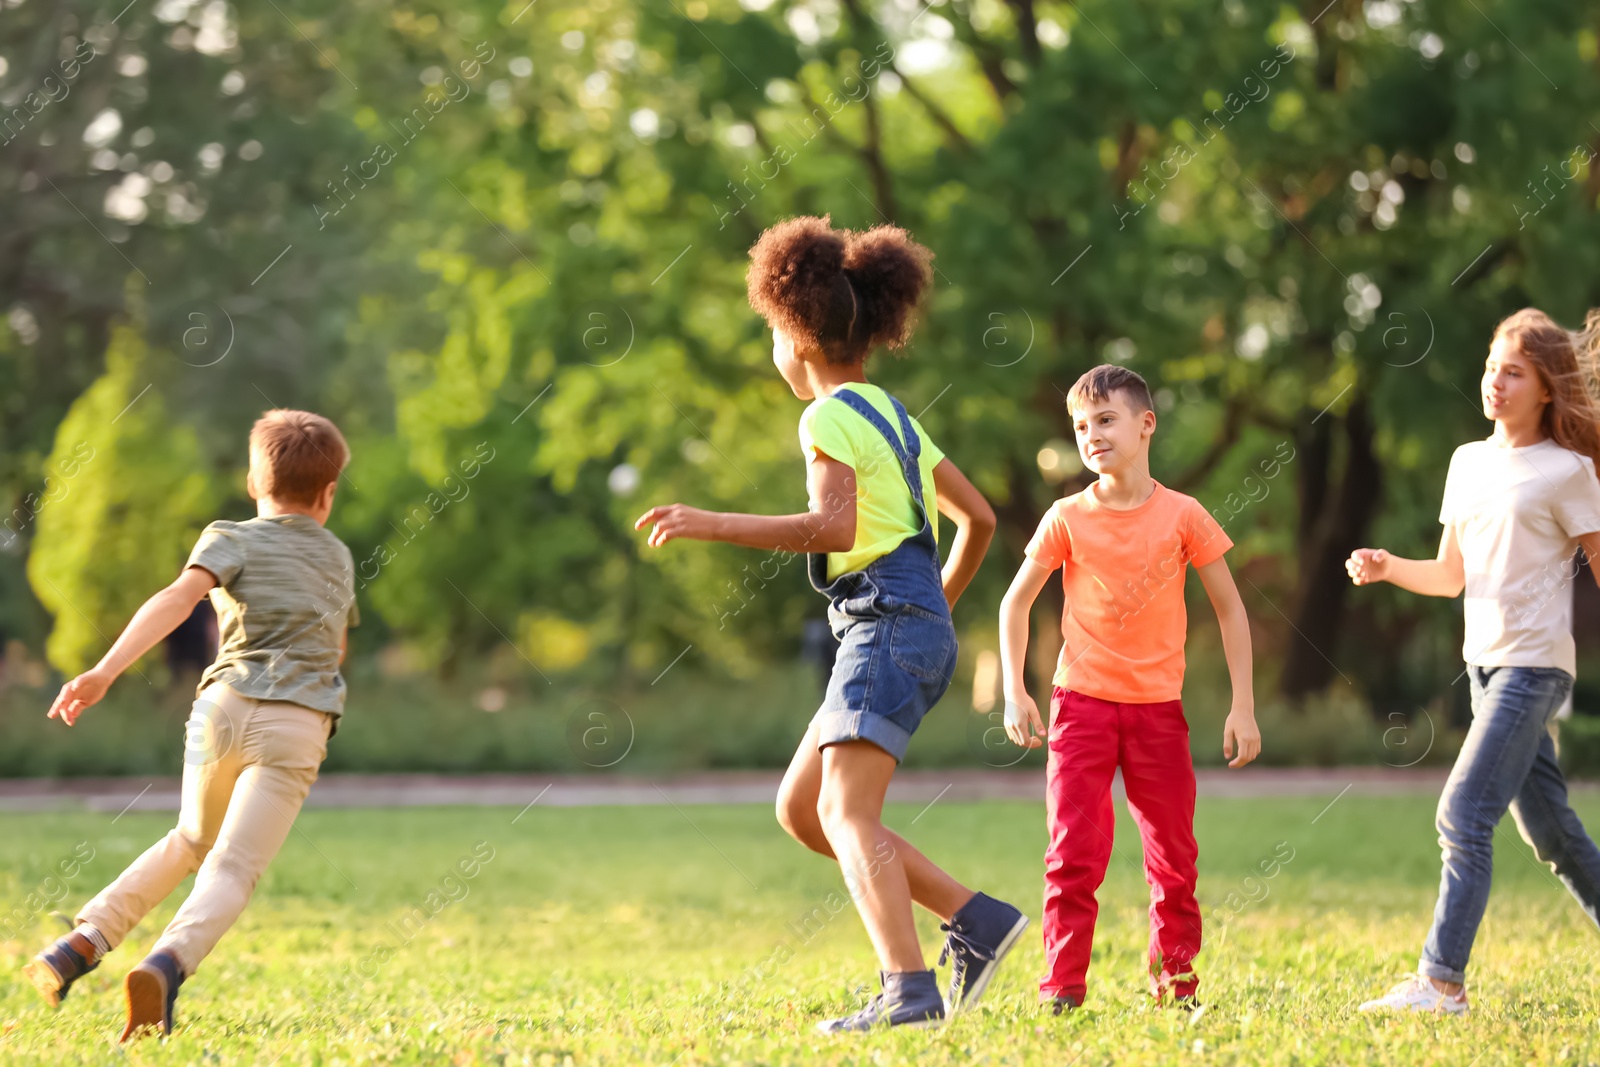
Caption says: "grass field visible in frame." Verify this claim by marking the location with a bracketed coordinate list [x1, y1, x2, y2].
[2, 794, 1598, 1066]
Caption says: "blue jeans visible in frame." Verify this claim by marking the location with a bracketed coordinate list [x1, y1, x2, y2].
[813, 559, 957, 762]
[1421, 665, 1600, 984]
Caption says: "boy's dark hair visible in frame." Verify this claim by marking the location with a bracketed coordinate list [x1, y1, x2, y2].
[746, 215, 933, 365]
[249, 409, 349, 506]
[1066, 364, 1154, 417]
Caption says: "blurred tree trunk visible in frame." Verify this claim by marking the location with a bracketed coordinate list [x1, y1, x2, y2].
[1281, 395, 1380, 699]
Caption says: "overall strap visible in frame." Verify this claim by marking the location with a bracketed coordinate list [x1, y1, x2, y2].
[827, 387, 932, 523]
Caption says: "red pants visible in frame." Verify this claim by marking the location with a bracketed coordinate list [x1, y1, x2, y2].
[1041, 687, 1201, 1002]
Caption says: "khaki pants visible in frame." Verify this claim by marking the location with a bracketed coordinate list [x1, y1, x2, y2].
[77, 684, 331, 975]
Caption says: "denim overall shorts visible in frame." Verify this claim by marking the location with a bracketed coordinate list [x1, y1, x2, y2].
[807, 388, 959, 762]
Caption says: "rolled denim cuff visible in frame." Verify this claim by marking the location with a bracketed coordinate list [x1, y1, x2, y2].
[812, 709, 911, 763]
[1418, 956, 1466, 986]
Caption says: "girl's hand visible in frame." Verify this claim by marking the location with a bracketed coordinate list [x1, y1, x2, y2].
[48, 667, 113, 726]
[1004, 693, 1046, 749]
[634, 504, 719, 547]
[1346, 548, 1391, 585]
[1223, 708, 1261, 768]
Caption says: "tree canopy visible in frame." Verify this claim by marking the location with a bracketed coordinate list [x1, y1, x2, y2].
[4, 0, 1599, 709]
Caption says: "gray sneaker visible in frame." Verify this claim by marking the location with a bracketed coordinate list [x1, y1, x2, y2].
[816, 970, 945, 1033]
[939, 892, 1030, 1014]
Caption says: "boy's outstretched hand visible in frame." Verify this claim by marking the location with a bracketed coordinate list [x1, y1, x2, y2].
[1223, 707, 1260, 768]
[635, 504, 717, 547]
[1004, 693, 1047, 749]
[48, 667, 113, 727]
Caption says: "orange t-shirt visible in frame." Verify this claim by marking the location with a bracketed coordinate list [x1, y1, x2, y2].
[1024, 481, 1232, 704]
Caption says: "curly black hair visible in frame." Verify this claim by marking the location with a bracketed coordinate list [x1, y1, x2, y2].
[746, 215, 933, 364]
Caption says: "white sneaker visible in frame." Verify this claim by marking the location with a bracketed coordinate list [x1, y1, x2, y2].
[1358, 974, 1469, 1015]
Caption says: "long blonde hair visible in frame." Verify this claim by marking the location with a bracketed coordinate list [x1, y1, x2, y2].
[1491, 307, 1600, 480]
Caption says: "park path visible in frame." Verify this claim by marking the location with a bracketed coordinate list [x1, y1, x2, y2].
[0, 766, 1525, 816]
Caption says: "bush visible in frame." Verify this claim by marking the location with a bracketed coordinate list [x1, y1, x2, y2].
[1560, 715, 1600, 781]
[13, 657, 1583, 779]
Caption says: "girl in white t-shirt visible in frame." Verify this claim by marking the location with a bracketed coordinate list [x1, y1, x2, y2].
[1347, 307, 1600, 1015]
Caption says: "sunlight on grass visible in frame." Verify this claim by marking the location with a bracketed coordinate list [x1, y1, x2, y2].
[2, 796, 1597, 1065]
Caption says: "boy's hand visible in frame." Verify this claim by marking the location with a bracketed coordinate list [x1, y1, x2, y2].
[1004, 693, 1047, 749]
[1346, 548, 1391, 586]
[1223, 708, 1260, 768]
[48, 667, 114, 726]
[634, 504, 718, 547]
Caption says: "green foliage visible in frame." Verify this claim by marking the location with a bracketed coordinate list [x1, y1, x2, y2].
[5, 1, 1600, 707]
[0, 656, 1497, 778]
[25, 319, 216, 674]
[1561, 714, 1600, 780]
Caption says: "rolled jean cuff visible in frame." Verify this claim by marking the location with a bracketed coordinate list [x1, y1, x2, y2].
[813, 709, 911, 763]
[1418, 957, 1465, 986]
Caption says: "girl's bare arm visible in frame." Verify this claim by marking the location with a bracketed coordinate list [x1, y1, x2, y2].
[636, 451, 857, 554]
[1348, 523, 1465, 598]
[930, 457, 995, 608]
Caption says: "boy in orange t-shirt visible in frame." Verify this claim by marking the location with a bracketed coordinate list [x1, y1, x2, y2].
[998, 365, 1260, 1010]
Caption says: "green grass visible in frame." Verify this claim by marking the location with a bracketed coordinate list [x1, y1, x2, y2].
[2, 795, 1599, 1065]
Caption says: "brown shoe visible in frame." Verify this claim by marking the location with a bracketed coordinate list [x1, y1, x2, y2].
[120, 951, 184, 1042]
[23, 932, 100, 1007]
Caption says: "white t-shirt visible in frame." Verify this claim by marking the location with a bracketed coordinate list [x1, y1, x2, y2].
[1439, 438, 1600, 675]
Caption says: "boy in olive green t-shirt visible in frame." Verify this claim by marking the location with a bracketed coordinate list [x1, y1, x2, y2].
[23, 410, 359, 1043]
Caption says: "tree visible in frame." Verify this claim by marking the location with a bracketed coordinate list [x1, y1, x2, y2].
[9, 0, 1600, 708]
[28, 308, 215, 674]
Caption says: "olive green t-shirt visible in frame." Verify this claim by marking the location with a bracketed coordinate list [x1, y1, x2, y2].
[798, 383, 946, 582]
[185, 514, 359, 718]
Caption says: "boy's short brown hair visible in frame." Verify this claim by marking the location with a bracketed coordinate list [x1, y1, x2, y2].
[1066, 364, 1154, 417]
[249, 409, 349, 506]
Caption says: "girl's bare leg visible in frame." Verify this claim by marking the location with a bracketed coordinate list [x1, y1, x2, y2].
[776, 722, 973, 922]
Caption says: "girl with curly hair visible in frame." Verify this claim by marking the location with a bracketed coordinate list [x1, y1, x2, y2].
[637, 216, 1028, 1032]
